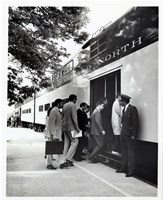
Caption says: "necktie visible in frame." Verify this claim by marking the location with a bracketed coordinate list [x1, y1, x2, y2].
[122, 106, 126, 117]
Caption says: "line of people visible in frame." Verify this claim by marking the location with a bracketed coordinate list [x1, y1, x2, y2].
[44, 93, 138, 178]
[44, 94, 90, 169]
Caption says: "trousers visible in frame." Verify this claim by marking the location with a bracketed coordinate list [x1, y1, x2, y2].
[90, 135, 104, 160]
[63, 130, 79, 162]
[120, 134, 135, 173]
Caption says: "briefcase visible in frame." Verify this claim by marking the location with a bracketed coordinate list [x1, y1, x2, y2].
[45, 140, 64, 155]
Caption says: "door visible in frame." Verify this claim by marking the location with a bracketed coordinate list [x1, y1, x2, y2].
[90, 70, 121, 152]
[90, 76, 105, 111]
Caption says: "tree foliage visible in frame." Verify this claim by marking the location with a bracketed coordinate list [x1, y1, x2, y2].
[8, 6, 89, 106]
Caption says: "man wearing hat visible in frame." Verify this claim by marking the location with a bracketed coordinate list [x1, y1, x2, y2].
[116, 94, 138, 177]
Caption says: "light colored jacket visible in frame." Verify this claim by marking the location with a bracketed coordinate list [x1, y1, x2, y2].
[62, 101, 79, 131]
[48, 107, 62, 140]
[111, 99, 121, 135]
[91, 107, 104, 136]
[45, 116, 51, 138]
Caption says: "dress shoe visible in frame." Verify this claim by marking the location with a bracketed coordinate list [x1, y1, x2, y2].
[125, 172, 134, 177]
[74, 157, 82, 161]
[81, 157, 86, 160]
[66, 159, 73, 163]
[86, 154, 91, 160]
[116, 169, 125, 173]
[47, 165, 57, 170]
[76, 156, 86, 161]
[90, 158, 99, 163]
[66, 160, 74, 166]
[59, 162, 69, 169]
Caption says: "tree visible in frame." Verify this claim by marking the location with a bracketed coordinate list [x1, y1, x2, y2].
[8, 6, 89, 106]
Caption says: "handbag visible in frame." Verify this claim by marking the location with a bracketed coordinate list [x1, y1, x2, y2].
[45, 140, 64, 155]
[71, 130, 82, 138]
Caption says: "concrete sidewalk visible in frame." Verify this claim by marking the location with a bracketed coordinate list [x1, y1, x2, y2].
[5, 127, 158, 197]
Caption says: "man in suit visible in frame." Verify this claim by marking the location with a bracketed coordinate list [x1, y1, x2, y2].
[60, 94, 80, 169]
[74, 102, 88, 161]
[116, 94, 138, 177]
[89, 99, 105, 163]
[46, 99, 63, 170]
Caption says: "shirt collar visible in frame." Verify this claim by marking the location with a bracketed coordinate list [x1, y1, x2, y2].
[96, 107, 100, 112]
[125, 103, 130, 111]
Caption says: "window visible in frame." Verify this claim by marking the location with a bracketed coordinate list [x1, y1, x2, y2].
[44, 103, 50, 111]
[90, 34, 107, 59]
[39, 105, 43, 112]
[90, 42, 98, 51]
[22, 109, 30, 114]
[62, 61, 73, 75]
[90, 49, 98, 58]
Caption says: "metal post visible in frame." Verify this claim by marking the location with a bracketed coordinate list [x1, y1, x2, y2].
[31, 73, 36, 129]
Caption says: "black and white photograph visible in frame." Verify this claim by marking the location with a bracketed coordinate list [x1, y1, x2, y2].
[0, 0, 163, 199]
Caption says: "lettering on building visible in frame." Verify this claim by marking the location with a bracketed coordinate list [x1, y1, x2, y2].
[104, 36, 142, 62]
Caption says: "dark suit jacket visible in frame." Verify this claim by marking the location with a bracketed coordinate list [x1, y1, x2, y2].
[91, 108, 104, 136]
[121, 104, 138, 138]
[77, 108, 87, 132]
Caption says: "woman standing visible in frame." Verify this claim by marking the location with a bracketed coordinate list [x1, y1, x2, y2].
[44, 106, 57, 170]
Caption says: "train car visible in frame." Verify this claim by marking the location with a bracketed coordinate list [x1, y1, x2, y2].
[20, 92, 69, 130]
[16, 7, 158, 184]
[78, 7, 158, 185]
[21, 100, 35, 128]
